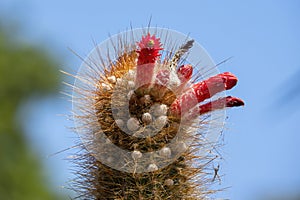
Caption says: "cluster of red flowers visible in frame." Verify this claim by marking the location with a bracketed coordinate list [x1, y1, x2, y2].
[135, 33, 244, 120]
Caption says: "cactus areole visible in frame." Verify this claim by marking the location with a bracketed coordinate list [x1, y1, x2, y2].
[71, 27, 244, 199]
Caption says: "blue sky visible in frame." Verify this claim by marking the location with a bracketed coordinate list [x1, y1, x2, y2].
[1, 0, 300, 199]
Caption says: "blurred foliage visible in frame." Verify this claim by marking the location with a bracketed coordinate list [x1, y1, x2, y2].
[0, 26, 63, 199]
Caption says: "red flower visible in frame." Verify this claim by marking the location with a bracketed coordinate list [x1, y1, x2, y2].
[136, 33, 162, 65]
[169, 72, 240, 116]
[137, 33, 162, 49]
[135, 33, 244, 119]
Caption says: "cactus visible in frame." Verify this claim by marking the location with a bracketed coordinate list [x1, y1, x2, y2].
[68, 27, 244, 199]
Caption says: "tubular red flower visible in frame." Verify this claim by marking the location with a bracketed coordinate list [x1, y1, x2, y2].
[183, 96, 244, 121]
[176, 64, 193, 92]
[177, 64, 193, 83]
[135, 34, 163, 90]
[170, 72, 238, 116]
[136, 33, 162, 65]
[199, 96, 244, 115]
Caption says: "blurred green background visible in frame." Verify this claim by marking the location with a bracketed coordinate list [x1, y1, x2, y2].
[0, 23, 64, 199]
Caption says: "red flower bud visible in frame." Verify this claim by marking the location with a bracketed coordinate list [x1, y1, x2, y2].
[177, 64, 193, 83]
